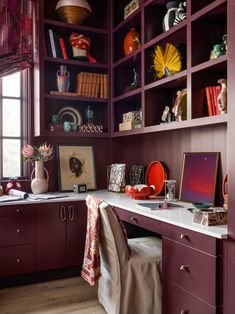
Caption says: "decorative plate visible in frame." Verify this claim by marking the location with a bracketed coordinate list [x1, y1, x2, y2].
[145, 161, 168, 195]
[57, 106, 82, 126]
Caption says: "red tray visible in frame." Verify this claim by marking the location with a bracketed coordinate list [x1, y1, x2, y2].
[145, 161, 168, 195]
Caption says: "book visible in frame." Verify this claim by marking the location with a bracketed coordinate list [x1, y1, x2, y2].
[104, 74, 108, 99]
[205, 86, 214, 116]
[28, 193, 69, 200]
[59, 38, 68, 60]
[45, 31, 53, 57]
[48, 29, 57, 58]
[95, 74, 101, 98]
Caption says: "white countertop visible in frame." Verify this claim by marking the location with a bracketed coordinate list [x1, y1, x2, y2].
[0, 190, 228, 239]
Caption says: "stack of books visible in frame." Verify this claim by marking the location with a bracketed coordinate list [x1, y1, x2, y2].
[205, 85, 222, 116]
[76, 72, 108, 99]
[45, 29, 68, 60]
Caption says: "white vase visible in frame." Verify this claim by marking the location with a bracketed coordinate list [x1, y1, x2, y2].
[31, 161, 49, 194]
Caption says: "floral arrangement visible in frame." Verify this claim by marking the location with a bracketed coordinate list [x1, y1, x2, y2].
[21, 143, 53, 163]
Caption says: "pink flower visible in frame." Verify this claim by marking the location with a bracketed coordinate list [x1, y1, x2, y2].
[22, 143, 54, 163]
[21, 144, 36, 160]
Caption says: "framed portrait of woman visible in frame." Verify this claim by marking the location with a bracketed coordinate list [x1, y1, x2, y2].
[57, 145, 96, 192]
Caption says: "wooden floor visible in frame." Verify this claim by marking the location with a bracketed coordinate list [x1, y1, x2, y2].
[0, 277, 106, 314]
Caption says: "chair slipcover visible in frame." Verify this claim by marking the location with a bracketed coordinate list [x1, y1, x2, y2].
[98, 200, 162, 314]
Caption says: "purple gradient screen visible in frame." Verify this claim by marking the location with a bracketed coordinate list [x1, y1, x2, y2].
[180, 153, 218, 204]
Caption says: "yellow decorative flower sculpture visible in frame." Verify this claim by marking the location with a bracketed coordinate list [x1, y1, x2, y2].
[152, 43, 182, 79]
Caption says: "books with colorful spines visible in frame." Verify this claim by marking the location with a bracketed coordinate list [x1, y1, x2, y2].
[92, 73, 98, 98]
[59, 38, 68, 60]
[214, 85, 222, 115]
[83, 72, 89, 97]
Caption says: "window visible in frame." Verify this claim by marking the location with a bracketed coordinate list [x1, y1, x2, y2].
[0, 71, 30, 178]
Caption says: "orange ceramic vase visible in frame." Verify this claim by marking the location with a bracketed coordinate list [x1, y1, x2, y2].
[124, 28, 140, 56]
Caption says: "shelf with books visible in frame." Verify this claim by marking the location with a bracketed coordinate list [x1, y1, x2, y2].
[191, 64, 227, 119]
[44, 25, 108, 64]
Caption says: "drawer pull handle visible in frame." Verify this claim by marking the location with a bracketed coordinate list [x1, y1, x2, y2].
[16, 209, 21, 214]
[16, 258, 21, 263]
[180, 265, 188, 271]
[16, 229, 21, 234]
[130, 216, 138, 223]
[180, 310, 188, 314]
[180, 234, 187, 240]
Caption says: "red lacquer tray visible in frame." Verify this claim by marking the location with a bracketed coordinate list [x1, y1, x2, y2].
[145, 161, 168, 195]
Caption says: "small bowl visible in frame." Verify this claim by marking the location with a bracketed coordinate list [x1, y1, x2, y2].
[125, 184, 155, 200]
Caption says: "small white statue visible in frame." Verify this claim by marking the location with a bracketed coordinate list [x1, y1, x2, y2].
[217, 78, 227, 114]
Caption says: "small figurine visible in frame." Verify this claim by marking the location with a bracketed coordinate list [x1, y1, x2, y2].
[161, 106, 170, 122]
[172, 88, 187, 121]
[124, 68, 140, 92]
[86, 105, 94, 124]
[217, 78, 227, 114]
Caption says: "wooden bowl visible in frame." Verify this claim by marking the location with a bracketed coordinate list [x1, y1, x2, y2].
[56, 6, 91, 24]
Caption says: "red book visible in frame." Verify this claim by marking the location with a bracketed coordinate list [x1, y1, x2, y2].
[215, 85, 222, 115]
[59, 38, 68, 60]
[205, 86, 213, 116]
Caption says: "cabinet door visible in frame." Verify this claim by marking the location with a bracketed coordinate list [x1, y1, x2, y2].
[66, 201, 87, 267]
[36, 203, 66, 271]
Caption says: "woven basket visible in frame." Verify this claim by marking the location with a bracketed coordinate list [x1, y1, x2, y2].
[56, 5, 91, 24]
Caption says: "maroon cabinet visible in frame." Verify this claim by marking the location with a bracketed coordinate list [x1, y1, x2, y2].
[162, 224, 219, 313]
[36, 201, 87, 271]
[0, 204, 36, 277]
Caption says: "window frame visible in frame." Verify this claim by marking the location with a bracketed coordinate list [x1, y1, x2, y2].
[0, 69, 32, 180]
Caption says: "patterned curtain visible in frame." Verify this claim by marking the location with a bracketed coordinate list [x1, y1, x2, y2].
[0, 0, 34, 77]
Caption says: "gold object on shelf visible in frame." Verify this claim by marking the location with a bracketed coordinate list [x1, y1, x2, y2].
[152, 43, 182, 79]
[55, 0, 92, 25]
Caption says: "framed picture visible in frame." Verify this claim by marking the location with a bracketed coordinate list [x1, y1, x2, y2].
[179, 152, 219, 206]
[57, 145, 96, 192]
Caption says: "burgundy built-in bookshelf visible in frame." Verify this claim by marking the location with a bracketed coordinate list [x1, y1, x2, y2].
[111, 0, 227, 135]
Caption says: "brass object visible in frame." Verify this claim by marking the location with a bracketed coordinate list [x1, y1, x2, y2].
[180, 234, 186, 239]
[56, 6, 91, 25]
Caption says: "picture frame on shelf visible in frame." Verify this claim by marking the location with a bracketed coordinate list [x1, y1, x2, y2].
[179, 152, 219, 206]
[57, 145, 96, 192]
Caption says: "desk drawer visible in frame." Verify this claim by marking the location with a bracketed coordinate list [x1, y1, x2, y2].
[165, 281, 217, 314]
[115, 207, 162, 234]
[0, 205, 35, 217]
[0, 215, 35, 247]
[163, 238, 217, 306]
[163, 223, 217, 255]
[0, 244, 35, 276]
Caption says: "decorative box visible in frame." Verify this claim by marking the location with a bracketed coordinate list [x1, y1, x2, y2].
[79, 123, 103, 133]
[119, 121, 141, 131]
[193, 208, 227, 226]
[123, 110, 142, 123]
[124, 0, 140, 20]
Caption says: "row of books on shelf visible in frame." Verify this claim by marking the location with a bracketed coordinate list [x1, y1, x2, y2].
[205, 85, 222, 116]
[50, 72, 109, 99]
[45, 29, 68, 59]
[76, 72, 108, 99]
